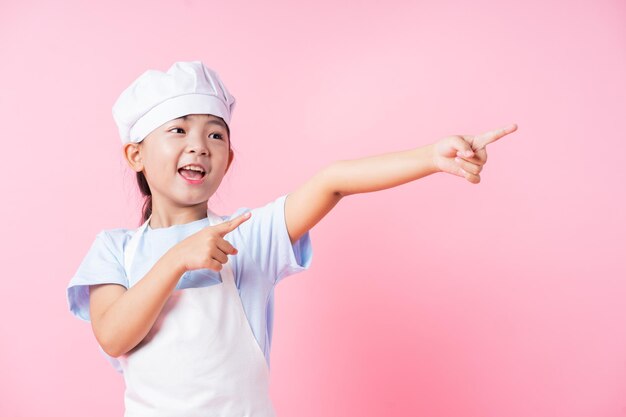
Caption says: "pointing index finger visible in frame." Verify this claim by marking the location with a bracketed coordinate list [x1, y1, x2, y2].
[216, 211, 252, 236]
[474, 123, 518, 150]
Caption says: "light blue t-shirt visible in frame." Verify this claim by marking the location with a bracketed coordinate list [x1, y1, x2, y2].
[66, 193, 313, 372]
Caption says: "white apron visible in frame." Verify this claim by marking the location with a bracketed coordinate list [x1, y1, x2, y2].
[117, 210, 276, 417]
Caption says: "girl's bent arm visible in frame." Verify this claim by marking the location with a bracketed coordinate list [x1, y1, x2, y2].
[326, 143, 438, 197]
[89, 247, 186, 358]
[284, 143, 439, 244]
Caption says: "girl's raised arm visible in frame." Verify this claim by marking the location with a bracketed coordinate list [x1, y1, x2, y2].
[283, 124, 518, 244]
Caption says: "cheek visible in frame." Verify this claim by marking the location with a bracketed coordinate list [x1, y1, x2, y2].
[214, 154, 231, 171]
[144, 149, 179, 176]
[149, 143, 179, 162]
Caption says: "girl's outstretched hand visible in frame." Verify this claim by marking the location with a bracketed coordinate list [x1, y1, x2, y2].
[173, 211, 252, 272]
[432, 123, 518, 184]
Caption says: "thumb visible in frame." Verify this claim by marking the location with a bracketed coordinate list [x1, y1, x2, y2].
[214, 211, 252, 237]
[447, 135, 475, 158]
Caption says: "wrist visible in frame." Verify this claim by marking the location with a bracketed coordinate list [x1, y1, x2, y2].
[427, 143, 442, 173]
[165, 244, 188, 275]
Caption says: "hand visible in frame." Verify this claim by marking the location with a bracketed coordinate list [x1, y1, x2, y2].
[173, 211, 252, 272]
[432, 123, 518, 184]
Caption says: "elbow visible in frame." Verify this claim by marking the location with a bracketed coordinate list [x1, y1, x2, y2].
[101, 342, 125, 358]
[92, 322, 127, 358]
[320, 162, 348, 198]
[96, 333, 124, 358]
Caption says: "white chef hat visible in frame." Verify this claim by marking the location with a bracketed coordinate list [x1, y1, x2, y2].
[112, 61, 236, 145]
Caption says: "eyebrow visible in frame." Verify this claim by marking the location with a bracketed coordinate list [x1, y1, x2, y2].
[174, 115, 227, 129]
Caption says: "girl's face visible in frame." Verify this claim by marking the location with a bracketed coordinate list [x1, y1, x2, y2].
[126, 113, 233, 209]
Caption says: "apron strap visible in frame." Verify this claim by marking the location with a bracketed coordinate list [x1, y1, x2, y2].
[124, 215, 151, 283]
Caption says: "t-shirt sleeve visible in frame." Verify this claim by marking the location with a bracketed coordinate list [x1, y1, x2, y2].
[232, 193, 313, 285]
[66, 230, 129, 322]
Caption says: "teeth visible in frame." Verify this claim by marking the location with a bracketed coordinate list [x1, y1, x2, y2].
[181, 165, 204, 173]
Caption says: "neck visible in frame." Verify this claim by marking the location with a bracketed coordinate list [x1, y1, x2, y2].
[148, 194, 209, 229]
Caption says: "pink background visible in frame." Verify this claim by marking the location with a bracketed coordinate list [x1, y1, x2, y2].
[1, 0, 625, 416]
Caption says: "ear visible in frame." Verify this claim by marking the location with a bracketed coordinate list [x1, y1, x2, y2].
[123, 142, 144, 172]
[225, 148, 234, 174]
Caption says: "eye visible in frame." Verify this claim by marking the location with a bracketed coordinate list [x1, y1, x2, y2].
[209, 132, 224, 140]
[169, 127, 185, 134]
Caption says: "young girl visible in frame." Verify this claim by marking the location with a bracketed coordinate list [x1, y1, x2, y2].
[66, 60, 518, 416]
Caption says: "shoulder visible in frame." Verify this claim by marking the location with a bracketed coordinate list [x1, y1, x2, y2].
[99, 227, 133, 240]
[224, 194, 287, 221]
[96, 227, 134, 252]
[86, 225, 148, 264]
[224, 193, 313, 284]
[222, 194, 295, 244]
[220, 194, 288, 239]
[215, 194, 288, 246]
[74, 227, 135, 270]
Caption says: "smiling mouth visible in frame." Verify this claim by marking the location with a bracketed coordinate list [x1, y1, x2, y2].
[178, 168, 206, 181]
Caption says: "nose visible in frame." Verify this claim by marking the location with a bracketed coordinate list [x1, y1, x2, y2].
[186, 132, 209, 155]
